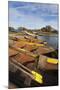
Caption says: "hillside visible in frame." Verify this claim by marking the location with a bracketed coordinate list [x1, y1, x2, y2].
[9, 25, 58, 35]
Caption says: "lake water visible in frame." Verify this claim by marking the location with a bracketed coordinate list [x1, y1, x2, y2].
[38, 35, 58, 49]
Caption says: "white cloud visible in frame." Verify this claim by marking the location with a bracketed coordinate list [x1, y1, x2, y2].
[15, 3, 58, 16]
[8, 3, 58, 30]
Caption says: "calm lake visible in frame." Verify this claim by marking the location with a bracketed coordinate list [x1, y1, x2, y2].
[38, 35, 58, 49]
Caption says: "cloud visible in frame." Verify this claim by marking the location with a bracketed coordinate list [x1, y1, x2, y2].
[8, 1, 58, 30]
[14, 2, 58, 16]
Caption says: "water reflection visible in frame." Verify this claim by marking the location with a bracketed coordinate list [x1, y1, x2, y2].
[38, 35, 58, 49]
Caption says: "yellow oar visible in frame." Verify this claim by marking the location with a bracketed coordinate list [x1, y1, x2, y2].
[47, 58, 58, 64]
[19, 41, 44, 47]
[9, 45, 39, 58]
[32, 71, 43, 84]
[9, 37, 45, 47]
[10, 57, 43, 84]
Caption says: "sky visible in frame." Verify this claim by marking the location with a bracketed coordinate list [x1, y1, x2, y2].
[8, 1, 59, 30]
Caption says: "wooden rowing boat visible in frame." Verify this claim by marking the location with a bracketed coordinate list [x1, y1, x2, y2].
[9, 46, 58, 70]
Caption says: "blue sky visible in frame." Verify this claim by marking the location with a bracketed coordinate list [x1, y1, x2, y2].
[8, 1, 59, 30]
